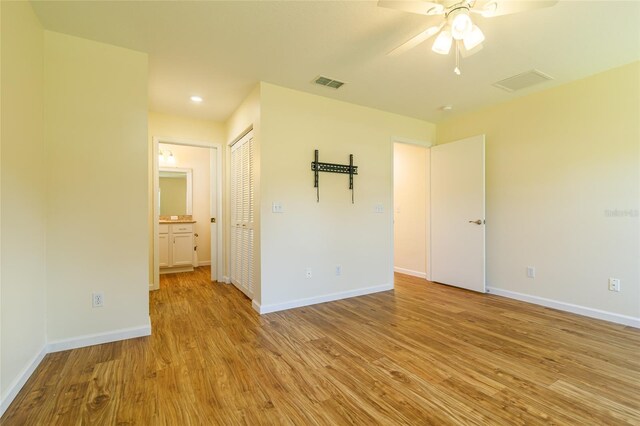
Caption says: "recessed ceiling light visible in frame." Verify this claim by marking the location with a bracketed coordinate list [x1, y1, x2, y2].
[190, 96, 203, 103]
[442, 105, 453, 111]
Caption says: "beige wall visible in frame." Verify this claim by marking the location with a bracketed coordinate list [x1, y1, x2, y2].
[259, 83, 436, 308]
[437, 62, 640, 318]
[159, 143, 212, 264]
[0, 0, 47, 405]
[44, 31, 149, 340]
[393, 143, 429, 277]
[148, 112, 225, 285]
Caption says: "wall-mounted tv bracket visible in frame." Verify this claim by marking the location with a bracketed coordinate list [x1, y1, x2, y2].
[311, 149, 358, 203]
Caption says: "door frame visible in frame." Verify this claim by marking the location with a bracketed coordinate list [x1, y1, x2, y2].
[391, 137, 433, 283]
[151, 136, 223, 290]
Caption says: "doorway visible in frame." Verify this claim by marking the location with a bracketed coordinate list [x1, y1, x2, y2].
[151, 136, 223, 290]
[393, 141, 431, 279]
[393, 135, 486, 292]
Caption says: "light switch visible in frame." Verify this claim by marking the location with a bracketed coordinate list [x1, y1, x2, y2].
[374, 203, 384, 213]
[272, 202, 284, 213]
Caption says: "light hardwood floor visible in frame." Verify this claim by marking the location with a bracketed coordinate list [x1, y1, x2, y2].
[2, 268, 639, 425]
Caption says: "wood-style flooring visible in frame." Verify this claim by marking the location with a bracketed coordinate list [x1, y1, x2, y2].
[2, 268, 639, 425]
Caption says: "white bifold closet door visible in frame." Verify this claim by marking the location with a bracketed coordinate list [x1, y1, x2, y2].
[230, 130, 255, 298]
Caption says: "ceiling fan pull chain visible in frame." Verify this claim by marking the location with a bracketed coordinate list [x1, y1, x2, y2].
[454, 41, 462, 75]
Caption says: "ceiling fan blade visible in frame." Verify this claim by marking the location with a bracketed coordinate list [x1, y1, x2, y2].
[388, 23, 444, 56]
[473, 0, 558, 17]
[378, 1, 445, 16]
[459, 42, 483, 58]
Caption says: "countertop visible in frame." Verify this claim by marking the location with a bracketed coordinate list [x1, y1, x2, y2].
[159, 220, 196, 224]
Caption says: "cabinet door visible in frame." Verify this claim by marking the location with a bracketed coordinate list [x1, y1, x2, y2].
[172, 233, 193, 266]
[159, 233, 170, 267]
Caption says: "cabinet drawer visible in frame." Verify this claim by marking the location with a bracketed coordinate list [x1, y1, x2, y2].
[171, 223, 193, 234]
[159, 224, 169, 234]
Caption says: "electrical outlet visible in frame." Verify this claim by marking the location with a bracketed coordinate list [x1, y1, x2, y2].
[92, 292, 104, 308]
[527, 266, 536, 278]
[335, 265, 342, 276]
[608, 278, 621, 292]
[272, 202, 284, 213]
[306, 268, 312, 278]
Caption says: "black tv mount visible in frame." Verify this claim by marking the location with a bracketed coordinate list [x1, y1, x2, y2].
[311, 149, 358, 203]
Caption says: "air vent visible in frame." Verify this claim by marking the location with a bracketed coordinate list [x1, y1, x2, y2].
[493, 69, 553, 92]
[314, 76, 345, 89]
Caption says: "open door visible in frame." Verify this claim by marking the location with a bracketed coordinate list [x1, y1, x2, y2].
[430, 135, 485, 292]
[210, 147, 218, 282]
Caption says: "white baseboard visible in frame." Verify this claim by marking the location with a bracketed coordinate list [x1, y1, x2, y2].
[0, 344, 48, 417]
[197, 260, 211, 266]
[47, 319, 152, 353]
[394, 267, 427, 279]
[487, 287, 640, 328]
[253, 283, 394, 314]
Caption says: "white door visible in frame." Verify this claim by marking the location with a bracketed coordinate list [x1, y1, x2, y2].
[430, 135, 485, 292]
[209, 147, 218, 282]
[230, 131, 255, 298]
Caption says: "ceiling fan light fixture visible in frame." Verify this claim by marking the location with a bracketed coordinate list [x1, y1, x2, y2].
[432, 29, 453, 55]
[481, 1, 499, 17]
[463, 25, 485, 50]
[426, 4, 445, 15]
[449, 8, 473, 40]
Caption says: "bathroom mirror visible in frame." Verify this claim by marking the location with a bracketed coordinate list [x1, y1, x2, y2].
[159, 168, 192, 216]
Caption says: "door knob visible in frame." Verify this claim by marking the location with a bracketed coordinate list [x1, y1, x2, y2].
[469, 219, 483, 225]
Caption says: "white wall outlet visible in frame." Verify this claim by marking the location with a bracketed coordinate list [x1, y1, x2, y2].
[305, 268, 312, 278]
[526, 266, 536, 278]
[374, 203, 384, 213]
[92, 292, 104, 308]
[335, 265, 342, 276]
[272, 202, 284, 213]
[608, 278, 621, 292]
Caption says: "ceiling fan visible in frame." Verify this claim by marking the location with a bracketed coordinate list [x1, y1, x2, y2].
[379, 0, 558, 73]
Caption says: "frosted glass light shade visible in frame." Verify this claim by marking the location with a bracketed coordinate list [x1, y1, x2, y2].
[432, 30, 453, 55]
[167, 152, 176, 165]
[451, 12, 472, 40]
[463, 25, 485, 50]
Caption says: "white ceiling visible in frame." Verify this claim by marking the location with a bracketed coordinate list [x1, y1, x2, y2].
[31, 1, 640, 123]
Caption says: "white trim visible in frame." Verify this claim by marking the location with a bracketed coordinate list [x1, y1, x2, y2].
[0, 344, 47, 417]
[47, 320, 152, 353]
[159, 266, 194, 275]
[197, 260, 211, 266]
[253, 283, 394, 314]
[487, 287, 640, 328]
[0, 319, 153, 416]
[394, 267, 427, 279]
[228, 125, 253, 147]
[222, 276, 231, 284]
[391, 136, 433, 148]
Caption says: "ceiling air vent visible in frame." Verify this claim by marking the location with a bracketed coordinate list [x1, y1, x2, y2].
[492, 69, 553, 93]
[314, 76, 345, 89]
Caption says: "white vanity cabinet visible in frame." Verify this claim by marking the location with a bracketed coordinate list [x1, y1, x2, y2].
[159, 222, 194, 273]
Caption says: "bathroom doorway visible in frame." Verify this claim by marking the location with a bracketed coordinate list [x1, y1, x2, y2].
[151, 137, 223, 290]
